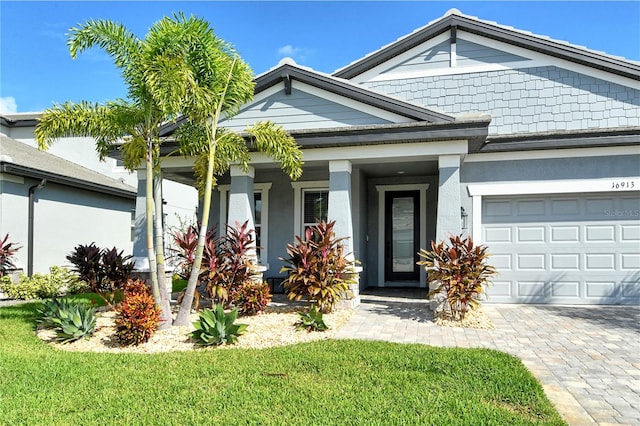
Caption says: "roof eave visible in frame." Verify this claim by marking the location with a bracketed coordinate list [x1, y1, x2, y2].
[0, 163, 136, 199]
[333, 14, 640, 81]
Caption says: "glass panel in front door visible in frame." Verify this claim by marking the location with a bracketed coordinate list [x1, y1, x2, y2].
[392, 197, 415, 273]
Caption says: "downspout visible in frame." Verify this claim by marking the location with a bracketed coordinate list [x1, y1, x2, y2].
[27, 178, 46, 276]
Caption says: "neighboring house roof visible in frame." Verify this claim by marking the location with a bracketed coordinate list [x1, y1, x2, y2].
[0, 112, 41, 128]
[334, 8, 640, 81]
[0, 134, 136, 199]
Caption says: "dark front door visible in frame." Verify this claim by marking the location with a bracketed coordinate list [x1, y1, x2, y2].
[384, 191, 420, 282]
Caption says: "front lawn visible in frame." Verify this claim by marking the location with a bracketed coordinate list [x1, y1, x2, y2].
[0, 303, 566, 425]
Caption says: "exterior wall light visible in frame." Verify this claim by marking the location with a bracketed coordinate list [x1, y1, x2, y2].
[460, 206, 468, 230]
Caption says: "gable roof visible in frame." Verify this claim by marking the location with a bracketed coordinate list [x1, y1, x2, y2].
[0, 134, 136, 199]
[254, 59, 455, 123]
[334, 8, 640, 81]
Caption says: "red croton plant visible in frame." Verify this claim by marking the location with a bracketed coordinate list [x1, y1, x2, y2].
[418, 235, 497, 320]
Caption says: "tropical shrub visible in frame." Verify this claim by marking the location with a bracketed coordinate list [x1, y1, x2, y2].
[0, 233, 21, 277]
[234, 281, 271, 316]
[40, 300, 97, 343]
[66, 243, 134, 295]
[295, 306, 328, 332]
[280, 220, 355, 313]
[417, 235, 497, 320]
[0, 267, 86, 300]
[172, 221, 257, 307]
[190, 304, 248, 346]
[115, 279, 162, 346]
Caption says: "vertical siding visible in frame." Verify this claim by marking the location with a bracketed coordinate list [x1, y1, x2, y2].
[456, 39, 528, 67]
[364, 65, 640, 135]
[383, 40, 451, 74]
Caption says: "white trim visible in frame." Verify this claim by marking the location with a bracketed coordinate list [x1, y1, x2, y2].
[352, 32, 451, 84]
[292, 80, 413, 123]
[439, 154, 460, 168]
[467, 177, 640, 197]
[291, 180, 330, 239]
[251, 140, 468, 164]
[0, 173, 24, 184]
[329, 160, 352, 174]
[359, 29, 637, 89]
[160, 140, 469, 170]
[459, 31, 638, 89]
[450, 38, 457, 68]
[465, 145, 640, 162]
[230, 165, 255, 178]
[468, 177, 640, 244]
[375, 184, 430, 287]
[217, 182, 272, 267]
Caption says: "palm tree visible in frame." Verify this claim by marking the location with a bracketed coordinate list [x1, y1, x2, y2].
[34, 18, 192, 328]
[170, 16, 303, 326]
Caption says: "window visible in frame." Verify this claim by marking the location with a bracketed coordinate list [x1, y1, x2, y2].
[303, 190, 328, 231]
[291, 181, 330, 238]
[218, 183, 271, 265]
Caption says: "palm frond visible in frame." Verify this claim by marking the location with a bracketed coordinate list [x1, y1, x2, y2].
[246, 121, 304, 180]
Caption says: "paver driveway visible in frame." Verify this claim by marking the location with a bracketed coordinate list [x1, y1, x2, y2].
[335, 290, 640, 426]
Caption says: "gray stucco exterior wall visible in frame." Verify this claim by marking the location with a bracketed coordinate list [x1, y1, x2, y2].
[2, 175, 134, 274]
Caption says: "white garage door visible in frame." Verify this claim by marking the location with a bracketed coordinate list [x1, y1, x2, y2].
[482, 193, 640, 304]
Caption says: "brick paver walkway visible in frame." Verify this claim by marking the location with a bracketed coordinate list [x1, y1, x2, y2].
[334, 290, 640, 426]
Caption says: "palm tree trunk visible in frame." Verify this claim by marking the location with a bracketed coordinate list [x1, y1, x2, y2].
[174, 130, 217, 326]
[145, 143, 161, 304]
[153, 174, 172, 329]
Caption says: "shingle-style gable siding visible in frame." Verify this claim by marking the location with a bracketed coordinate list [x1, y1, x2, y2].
[456, 39, 528, 67]
[364, 66, 640, 135]
[221, 87, 393, 132]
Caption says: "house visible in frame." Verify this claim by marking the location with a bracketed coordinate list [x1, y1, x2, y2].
[0, 132, 136, 275]
[1, 113, 199, 275]
[136, 9, 639, 305]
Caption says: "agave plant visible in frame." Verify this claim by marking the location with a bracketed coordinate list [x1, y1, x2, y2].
[190, 304, 248, 346]
[295, 306, 328, 332]
[46, 301, 97, 343]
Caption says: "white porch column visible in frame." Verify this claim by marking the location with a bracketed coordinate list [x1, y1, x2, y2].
[436, 155, 462, 241]
[227, 165, 257, 263]
[328, 160, 360, 307]
[132, 169, 150, 271]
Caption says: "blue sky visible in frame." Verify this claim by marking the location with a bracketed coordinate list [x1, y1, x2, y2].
[1, 1, 638, 113]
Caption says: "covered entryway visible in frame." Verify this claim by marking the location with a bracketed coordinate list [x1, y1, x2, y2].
[384, 190, 420, 282]
[481, 193, 640, 304]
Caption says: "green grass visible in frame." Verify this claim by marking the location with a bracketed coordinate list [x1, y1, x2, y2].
[0, 303, 566, 425]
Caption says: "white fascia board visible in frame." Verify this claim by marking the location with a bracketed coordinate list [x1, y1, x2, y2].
[292, 80, 412, 123]
[250, 139, 468, 164]
[352, 32, 451, 84]
[465, 145, 640, 163]
[468, 177, 640, 197]
[160, 140, 468, 170]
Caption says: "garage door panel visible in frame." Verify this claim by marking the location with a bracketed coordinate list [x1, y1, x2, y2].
[483, 193, 640, 305]
[621, 225, 640, 241]
[551, 281, 580, 298]
[551, 226, 580, 242]
[517, 254, 545, 270]
[621, 254, 640, 270]
[484, 227, 512, 242]
[551, 254, 580, 270]
[551, 199, 579, 215]
[585, 225, 615, 241]
[517, 226, 545, 242]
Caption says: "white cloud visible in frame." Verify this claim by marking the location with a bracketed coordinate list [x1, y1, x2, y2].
[276, 44, 314, 63]
[0, 97, 18, 114]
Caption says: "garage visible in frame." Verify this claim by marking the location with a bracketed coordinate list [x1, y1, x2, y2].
[481, 193, 640, 304]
